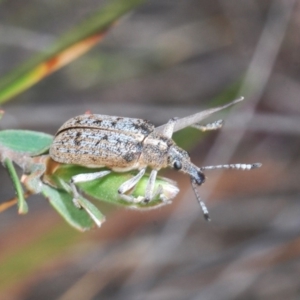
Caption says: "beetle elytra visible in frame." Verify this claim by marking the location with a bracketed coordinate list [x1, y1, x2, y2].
[49, 97, 261, 221]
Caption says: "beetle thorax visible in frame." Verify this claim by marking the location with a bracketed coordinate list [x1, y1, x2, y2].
[138, 132, 174, 170]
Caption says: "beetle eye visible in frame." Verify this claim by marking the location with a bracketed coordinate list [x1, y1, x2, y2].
[173, 161, 182, 170]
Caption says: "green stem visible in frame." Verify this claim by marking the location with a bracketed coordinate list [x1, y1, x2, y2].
[4, 158, 28, 214]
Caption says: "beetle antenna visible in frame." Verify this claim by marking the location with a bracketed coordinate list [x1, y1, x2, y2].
[200, 163, 261, 171]
[191, 179, 210, 221]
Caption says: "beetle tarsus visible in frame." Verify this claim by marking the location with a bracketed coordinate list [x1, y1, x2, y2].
[72, 198, 82, 209]
[143, 197, 150, 203]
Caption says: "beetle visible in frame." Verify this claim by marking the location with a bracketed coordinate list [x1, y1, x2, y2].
[49, 97, 261, 220]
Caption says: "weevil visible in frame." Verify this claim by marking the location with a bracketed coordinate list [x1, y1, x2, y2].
[49, 97, 261, 221]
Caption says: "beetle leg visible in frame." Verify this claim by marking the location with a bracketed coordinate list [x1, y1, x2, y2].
[155, 97, 244, 134]
[118, 169, 146, 203]
[161, 117, 223, 138]
[161, 117, 178, 138]
[191, 119, 224, 131]
[151, 184, 171, 203]
[70, 170, 111, 207]
[119, 169, 167, 204]
[163, 118, 223, 138]
[144, 169, 158, 202]
[71, 170, 111, 184]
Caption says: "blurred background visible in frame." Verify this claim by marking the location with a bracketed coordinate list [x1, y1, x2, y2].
[0, 0, 299, 299]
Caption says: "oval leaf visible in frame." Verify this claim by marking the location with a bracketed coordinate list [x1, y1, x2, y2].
[0, 130, 53, 155]
[42, 184, 95, 231]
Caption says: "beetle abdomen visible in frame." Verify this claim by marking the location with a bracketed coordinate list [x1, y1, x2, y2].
[50, 128, 143, 169]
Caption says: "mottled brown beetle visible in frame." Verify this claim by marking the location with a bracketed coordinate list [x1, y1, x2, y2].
[50, 97, 261, 220]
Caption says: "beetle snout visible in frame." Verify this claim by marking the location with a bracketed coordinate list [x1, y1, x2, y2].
[192, 171, 205, 186]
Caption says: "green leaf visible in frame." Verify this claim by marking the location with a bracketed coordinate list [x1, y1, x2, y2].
[0, 130, 53, 155]
[42, 184, 95, 231]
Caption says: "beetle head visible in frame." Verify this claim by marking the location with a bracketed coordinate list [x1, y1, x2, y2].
[168, 145, 210, 221]
[168, 145, 205, 185]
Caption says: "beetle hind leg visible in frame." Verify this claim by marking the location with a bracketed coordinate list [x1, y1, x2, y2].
[70, 170, 111, 208]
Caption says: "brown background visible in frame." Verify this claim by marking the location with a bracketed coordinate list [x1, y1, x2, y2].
[0, 1, 299, 299]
